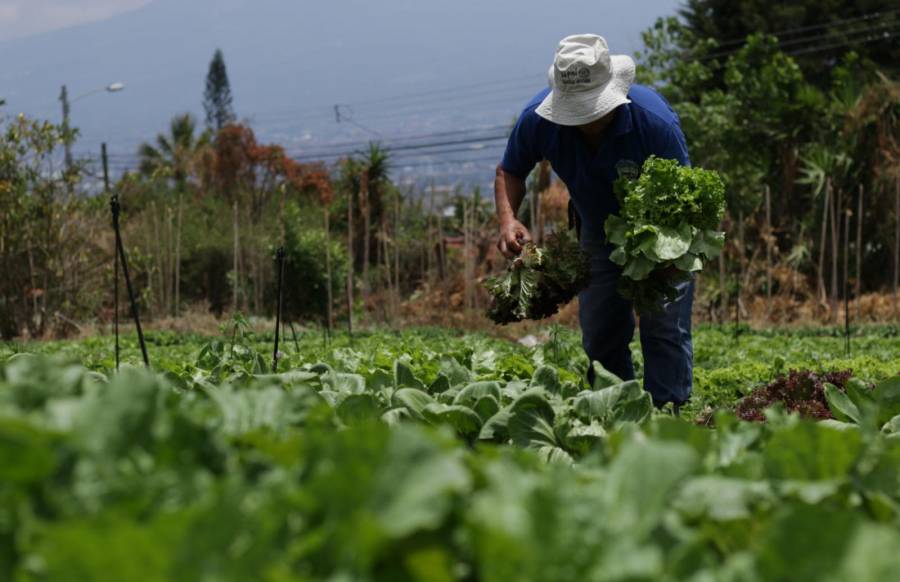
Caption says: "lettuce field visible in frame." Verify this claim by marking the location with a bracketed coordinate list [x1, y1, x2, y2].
[2, 324, 899, 581]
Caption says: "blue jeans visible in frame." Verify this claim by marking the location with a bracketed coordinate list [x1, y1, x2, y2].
[578, 246, 694, 407]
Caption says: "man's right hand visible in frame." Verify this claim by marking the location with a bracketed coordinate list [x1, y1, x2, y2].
[497, 219, 533, 259]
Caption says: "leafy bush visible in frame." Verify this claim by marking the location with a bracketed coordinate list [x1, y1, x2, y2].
[485, 231, 590, 324]
[279, 203, 348, 322]
[605, 156, 726, 312]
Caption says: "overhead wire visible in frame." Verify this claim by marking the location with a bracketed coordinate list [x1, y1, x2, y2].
[696, 13, 899, 61]
[709, 8, 899, 50]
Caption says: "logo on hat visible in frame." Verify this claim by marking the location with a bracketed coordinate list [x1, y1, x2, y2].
[560, 67, 592, 86]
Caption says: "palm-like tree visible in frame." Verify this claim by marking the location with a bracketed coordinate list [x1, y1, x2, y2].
[138, 113, 210, 191]
[137, 113, 210, 317]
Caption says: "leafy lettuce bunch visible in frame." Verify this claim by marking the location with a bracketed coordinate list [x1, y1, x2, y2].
[605, 156, 726, 313]
[486, 230, 591, 324]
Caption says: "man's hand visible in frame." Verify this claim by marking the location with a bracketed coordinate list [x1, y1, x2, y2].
[497, 219, 532, 259]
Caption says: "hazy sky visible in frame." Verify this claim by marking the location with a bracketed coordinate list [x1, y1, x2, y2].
[0, 0, 150, 40]
[1, 0, 683, 187]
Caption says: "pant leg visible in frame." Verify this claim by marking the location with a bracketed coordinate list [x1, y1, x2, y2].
[579, 248, 636, 384]
[638, 278, 694, 406]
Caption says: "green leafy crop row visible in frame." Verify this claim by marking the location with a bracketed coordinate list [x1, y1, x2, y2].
[1, 341, 900, 581]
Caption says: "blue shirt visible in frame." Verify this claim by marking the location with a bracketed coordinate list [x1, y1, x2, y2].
[501, 84, 690, 246]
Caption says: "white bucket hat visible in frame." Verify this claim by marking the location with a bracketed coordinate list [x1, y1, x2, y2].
[536, 34, 636, 126]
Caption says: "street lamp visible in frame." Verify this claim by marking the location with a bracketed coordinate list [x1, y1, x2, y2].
[60, 82, 126, 180]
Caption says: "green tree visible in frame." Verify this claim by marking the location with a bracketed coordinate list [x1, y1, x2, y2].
[138, 114, 208, 192]
[203, 49, 236, 131]
[0, 113, 104, 337]
[679, 0, 900, 84]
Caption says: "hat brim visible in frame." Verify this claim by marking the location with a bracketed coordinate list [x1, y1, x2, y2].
[535, 54, 636, 126]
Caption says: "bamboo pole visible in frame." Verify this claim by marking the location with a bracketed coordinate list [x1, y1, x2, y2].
[765, 186, 772, 317]
[843, 209, 851, 355]
[464, 198, 473, 310]
[360, 170, 370, 314]
[394, 191, 401, 316]
[830, 185, 841, 319]
[152, 202, 165, 316]
[174, 192, 183, 317]
[817, 180, 830, 306]
[346, 187, 355, 340]
[437, 193, 446, 282]
[324, 206, 333, 337]
[427, 181, 435, 280]
[718, 251, 727, 324]
[166, 205, 174, 316]
[232, 200, 239, 312]
[894, 181, 899, 320]
[381, 224, 392, 321]
[855, 185, 863, 320]
[737, 209, 744, 320]
[529, 188, 536, 242]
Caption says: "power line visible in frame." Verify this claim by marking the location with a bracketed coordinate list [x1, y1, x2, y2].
[698, 17, 899, 62]
[291, 132, 509, 162]
[785, 27, 898, 57]
[709, 8, 899, 50]
[278, 123, 510, 155]
[251, 83, 537, 128]
[248, 72, 543, 123]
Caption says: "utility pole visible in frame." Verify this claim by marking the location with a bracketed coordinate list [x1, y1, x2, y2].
[104, 143, 119, 370]
[60, 85, 73, 192]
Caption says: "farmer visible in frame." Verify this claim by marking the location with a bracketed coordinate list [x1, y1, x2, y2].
[495, 34, 692, 411]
